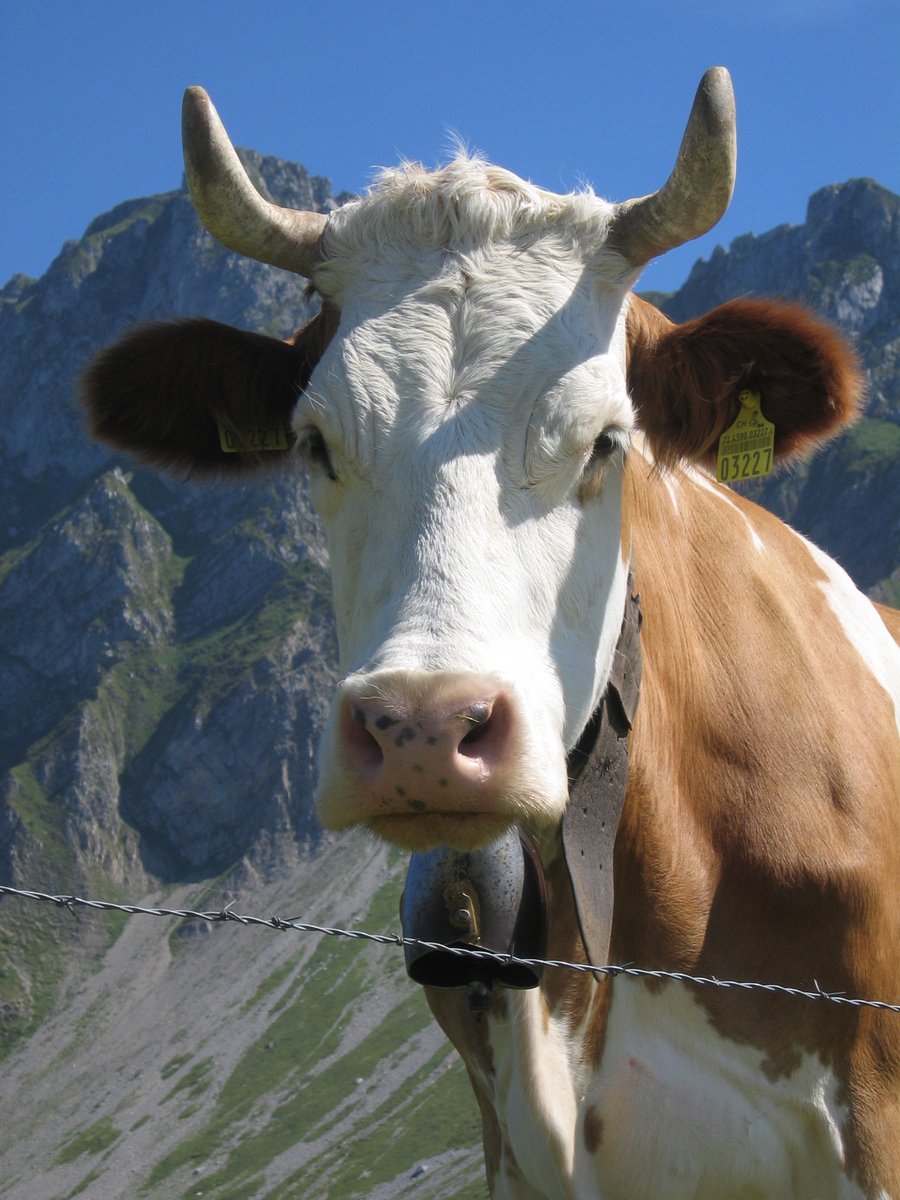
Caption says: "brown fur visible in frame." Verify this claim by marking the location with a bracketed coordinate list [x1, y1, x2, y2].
[424, 992, 505, 1190]
[626, 293, 863, 468]
[80, 302, 339, 476]
[876, 601, 900, 642]
[435, 458, 900, 1191]
[617, 457, 900, 1191]
[583, 1106, 604, 1154]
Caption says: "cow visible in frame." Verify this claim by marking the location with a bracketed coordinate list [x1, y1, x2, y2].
[81, 69, 900, 1198]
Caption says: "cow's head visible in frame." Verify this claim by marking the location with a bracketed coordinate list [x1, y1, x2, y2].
[82, 69, 859, 856]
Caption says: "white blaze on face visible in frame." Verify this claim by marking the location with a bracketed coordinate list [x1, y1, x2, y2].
[296, 162, 637, 848]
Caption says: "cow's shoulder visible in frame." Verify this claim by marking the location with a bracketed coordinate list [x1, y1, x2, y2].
[622, 449, 899, 895]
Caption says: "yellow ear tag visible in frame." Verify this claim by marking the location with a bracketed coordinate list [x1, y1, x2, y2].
[715, 390, 775, 483]
[217, 420, 289, 454]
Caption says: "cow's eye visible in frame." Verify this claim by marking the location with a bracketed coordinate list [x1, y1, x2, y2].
[588, 431, 619, 464]
[579, 427, 627, 501]
[300, 427, 337, 481]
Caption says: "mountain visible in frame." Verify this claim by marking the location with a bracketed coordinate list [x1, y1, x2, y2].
[0, 158, 897, 1200]
[0, 152, 486, 1200]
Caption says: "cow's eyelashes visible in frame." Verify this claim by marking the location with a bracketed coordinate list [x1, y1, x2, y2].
[578, 427, 628, 501]
[588, 429, 625, 466]
[299, 427, 337, 480]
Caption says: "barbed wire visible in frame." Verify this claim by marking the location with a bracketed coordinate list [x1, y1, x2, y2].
[2, 882, 899, 1014]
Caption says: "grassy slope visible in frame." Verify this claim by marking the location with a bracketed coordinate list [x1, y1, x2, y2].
[0, 840, 486, 1200]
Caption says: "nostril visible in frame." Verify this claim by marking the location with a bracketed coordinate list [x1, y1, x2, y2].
[460, 718, 492, 749]
[458, 700, 493, 751]
[344, 707, 384, 772]
[457, 695, 509, 761]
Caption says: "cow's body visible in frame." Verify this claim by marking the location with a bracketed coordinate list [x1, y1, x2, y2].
[82, 72, 900, 1197]
[429, 445, 900, 1197]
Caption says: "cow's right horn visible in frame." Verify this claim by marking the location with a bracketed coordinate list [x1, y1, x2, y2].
[608, 66, 737, 267]
[182, 87, 327, 277]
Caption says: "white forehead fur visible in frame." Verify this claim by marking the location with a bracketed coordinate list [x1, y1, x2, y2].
[315, 152, 629, 289]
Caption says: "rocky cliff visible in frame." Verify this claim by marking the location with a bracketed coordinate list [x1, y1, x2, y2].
[0, 151, 337, 899]
[0, 160, 897, 1200]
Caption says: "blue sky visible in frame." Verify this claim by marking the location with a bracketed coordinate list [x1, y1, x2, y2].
[2, 0, 898, 295]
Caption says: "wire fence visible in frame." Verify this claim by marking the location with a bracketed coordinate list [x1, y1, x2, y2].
[2, 882, 899, 1014]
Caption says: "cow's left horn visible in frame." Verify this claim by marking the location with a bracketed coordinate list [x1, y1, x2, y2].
[608, 67, 736, 266]
[182, 87, 327, 277]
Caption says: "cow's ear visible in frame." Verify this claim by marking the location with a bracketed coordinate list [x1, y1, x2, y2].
[626, 295, 863, 469]
[80, 303, 340, 476]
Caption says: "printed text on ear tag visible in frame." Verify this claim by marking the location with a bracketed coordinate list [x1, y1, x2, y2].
[716, 391, 775, 483]
[217, 420, 290, 453]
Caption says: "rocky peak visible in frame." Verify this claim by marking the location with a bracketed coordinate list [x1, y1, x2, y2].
[804, 177, 900, 256]
[666, 179, 899, 340]
[232, 146, 339, 213]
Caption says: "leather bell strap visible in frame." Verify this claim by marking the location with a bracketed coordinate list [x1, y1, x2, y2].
[562, 579, 642, 973]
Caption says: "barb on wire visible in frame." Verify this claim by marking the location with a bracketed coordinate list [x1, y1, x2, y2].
[2, 883, 899, 1014]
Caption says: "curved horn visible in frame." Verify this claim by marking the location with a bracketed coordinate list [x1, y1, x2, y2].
[182, 86, 327, 277]
[609, 67, 736, 266]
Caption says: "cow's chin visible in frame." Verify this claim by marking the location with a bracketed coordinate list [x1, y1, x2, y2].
[366, 811, 516, 853]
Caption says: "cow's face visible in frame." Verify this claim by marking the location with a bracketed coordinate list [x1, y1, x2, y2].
[83, 73, 752, 853]
[299, 174, 637, 849]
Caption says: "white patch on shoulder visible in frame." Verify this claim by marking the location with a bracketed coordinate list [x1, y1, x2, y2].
[800, 534, 900, 733]
[577, 981, 868, 1199]
[685, 465, 766, 553]
[482, 978, 877, 1198]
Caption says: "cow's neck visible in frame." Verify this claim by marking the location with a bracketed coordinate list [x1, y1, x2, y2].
[611, 450, 726, 971]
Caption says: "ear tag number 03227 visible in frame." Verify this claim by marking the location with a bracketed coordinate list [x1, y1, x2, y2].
[217, 420, 289, 454]
[716, 391, 775, 484]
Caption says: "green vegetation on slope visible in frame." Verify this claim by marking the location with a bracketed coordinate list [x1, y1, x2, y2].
[141, 870, 483, 1200]
[834, 416, 900, 474]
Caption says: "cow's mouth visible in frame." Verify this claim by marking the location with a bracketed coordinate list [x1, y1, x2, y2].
[367, 810, 516, 852]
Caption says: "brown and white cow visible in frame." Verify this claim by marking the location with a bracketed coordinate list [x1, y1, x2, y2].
[82, 70, 900, 1198]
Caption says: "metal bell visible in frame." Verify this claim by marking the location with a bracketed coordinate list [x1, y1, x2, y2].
[400, 826, 548, 994]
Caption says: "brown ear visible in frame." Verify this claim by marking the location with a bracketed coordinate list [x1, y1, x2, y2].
[626, 294, 863, 469]
[80, 303, 340, 476]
